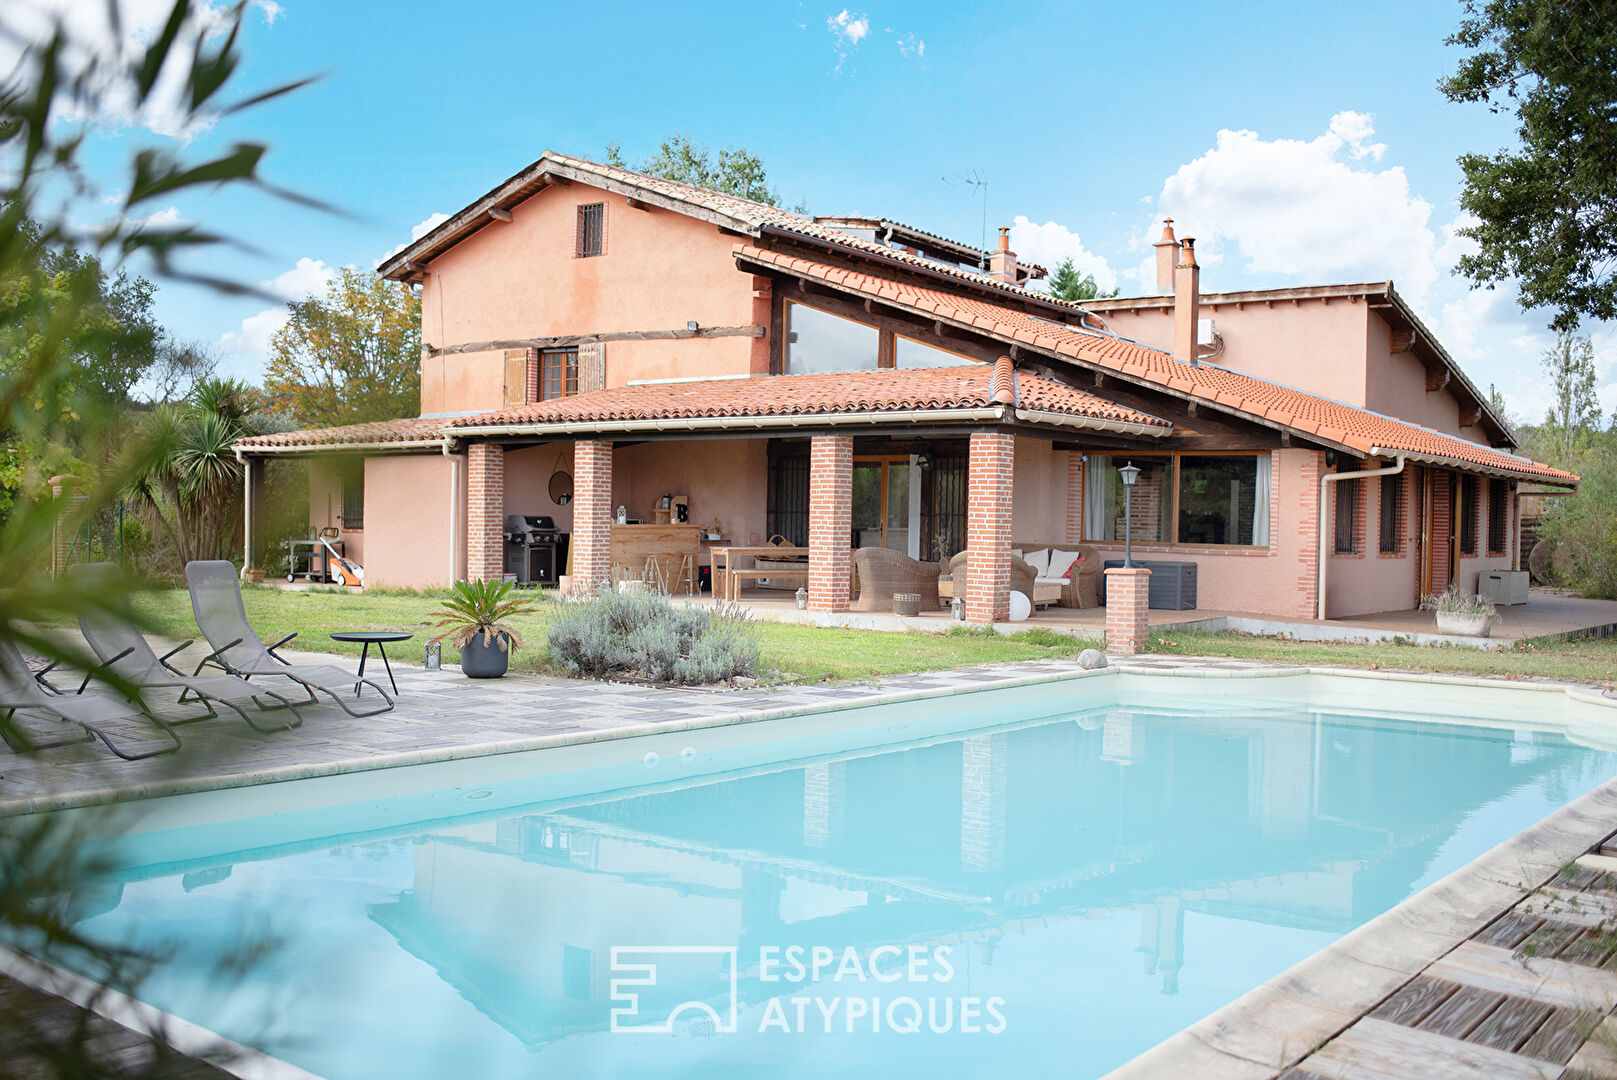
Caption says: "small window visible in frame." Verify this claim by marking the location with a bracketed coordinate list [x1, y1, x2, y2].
[783, 301, 879, 374]
[1334, 477, 1359, 554]
[894, 335, 978, 369]
[1487, 478, 1509, 554]
[340, 459, 364, 531]
[540, 349, 578, 400]
[576, 203, 604, 257]
[1460, 475, 1479, 555]
[1176, 455, 1269, 546]
[1379, 473, 1403, 553]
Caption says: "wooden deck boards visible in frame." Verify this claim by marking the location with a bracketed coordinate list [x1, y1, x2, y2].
[1282, 829, 1617, 1080]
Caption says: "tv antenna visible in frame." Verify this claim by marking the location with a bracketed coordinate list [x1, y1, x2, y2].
[943, 171, 989, 269]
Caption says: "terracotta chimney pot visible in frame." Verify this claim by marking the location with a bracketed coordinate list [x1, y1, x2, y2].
[1153, 218, 1178, 296]
[1173, 237, 1200, 365]
[987, 226, 1020, 284]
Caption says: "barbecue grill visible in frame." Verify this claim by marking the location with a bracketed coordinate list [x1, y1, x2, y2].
[503, 515, 568, 585]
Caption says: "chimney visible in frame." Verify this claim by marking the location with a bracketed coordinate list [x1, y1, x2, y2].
[1153, 218, 1178, 295]
[1172, 238, 1200, 365]
[987, 226, 1019, 283]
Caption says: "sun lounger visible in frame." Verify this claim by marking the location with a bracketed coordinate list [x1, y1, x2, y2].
[0, 639, 181, 760]
[66, 564, 302, 733]
[183, 561, 394, 718]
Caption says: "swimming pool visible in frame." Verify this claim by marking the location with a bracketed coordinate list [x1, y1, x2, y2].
[39, 674, 1617, 1079]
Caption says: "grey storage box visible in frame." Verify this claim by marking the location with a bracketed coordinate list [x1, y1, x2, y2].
[1479, 570, 1529, 606]
[1100, 560, 1198, 610]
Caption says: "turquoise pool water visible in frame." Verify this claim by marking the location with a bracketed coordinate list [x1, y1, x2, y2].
[48, 683, 1617, 1079]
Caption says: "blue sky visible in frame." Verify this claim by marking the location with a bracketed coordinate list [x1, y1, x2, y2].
[32, 0, 1614, 420]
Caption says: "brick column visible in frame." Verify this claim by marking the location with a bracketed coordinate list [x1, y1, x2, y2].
[966, 431, 1015, 623]
[1295, 450, 1324, 618]
[571, 440, 614, 593]
[1066, 451, 1085, 545]
[466, 444, 504, 581]
[808, 434, 853, 612]
[1105, 566, 1151, 655]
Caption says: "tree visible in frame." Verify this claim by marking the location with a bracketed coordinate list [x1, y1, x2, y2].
[1045, 257, 1118, 301]
[1542, 332, 1599, 458]
[264, 267, 421, 428]
[1439, 0, 1617, 330]
[605, 134, 787, 207]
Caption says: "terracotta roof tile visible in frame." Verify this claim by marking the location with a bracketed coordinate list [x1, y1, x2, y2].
[236, 417, 447, 449]
[737, 245, 1578, 486]
[448, 366, 1168, 431]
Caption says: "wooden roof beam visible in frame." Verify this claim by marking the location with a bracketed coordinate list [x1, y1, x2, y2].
[1390, 329, 1418, 354]
[1425, 365, 1451, 393]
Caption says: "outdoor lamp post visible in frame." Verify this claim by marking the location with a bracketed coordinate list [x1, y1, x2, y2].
[1118, 461, 1141, 568]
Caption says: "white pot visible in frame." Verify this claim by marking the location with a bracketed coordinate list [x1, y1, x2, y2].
[1435, 610, 1492, 637]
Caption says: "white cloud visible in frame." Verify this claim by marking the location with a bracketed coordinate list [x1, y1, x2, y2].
[266, 257, 334, 301]
[218, 305, 289, 367]
[1009, 216, 1118, 295]
[379, 212, 451, 264]
[2, 0, 282, 140]
[1157, 111, 1440, 303]
[216, 257, 338, 372]
[894, 31, 925, 58]
[826, 9, 870, 71]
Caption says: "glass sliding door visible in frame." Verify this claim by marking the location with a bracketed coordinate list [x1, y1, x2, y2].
[852, 459, 914, 554]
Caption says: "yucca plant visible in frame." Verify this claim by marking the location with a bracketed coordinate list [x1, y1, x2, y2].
[429, 578, 538, 650]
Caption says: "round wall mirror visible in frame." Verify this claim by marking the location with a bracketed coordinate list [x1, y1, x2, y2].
[548, 470, 574, 505]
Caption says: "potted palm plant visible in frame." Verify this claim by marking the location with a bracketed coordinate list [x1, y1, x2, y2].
[1420, 587, 1498, 637]
[430, 579, 537, 678]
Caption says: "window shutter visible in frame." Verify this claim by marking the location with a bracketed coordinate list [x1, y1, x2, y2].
[503, 349, 528, 407]
[577, 342, 606, 394]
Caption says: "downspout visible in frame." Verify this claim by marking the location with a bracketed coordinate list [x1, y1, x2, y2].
[234, 448, 251, 580]
[441, 438, 459, 584]
[1317, 455, 1405, 621]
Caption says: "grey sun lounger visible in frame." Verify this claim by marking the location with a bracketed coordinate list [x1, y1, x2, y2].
[65, 564, 303, 733]
[0, 639, 181, 760]
[184, 561, 395, 718]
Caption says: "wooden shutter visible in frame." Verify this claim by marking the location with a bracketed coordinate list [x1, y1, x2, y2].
[577, 342, 606, 394]
[503, 349, 527, 407]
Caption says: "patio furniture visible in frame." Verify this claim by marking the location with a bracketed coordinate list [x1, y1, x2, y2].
[945, 552, 1060, 609]
[286, 529, 343, 584]
[892, 592, 922, 618]
[67, 563, 303, 733]
[0, 638, 181, 760]
[641, 552, 696, 596]
[184, 561, 395, 718]
[328, 632, 414, 696]
[1012, 543, 1101, 608]
[851, 548, 942, 612]
[610, 525, 701, 587]
[711, 544, 812, 601]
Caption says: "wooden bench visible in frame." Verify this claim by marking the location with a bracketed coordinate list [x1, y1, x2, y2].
[725, 566, 809, 601]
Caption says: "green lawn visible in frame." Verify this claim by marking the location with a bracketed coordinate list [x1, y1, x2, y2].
[122, 587, 1080, 684]
[94, 587, 1617, 687]
[1148, 627, 1617, 687]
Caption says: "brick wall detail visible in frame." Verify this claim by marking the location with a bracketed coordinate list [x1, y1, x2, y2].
[466, 443, 505, 581]
[966, 432, 1015, 622]
[808, 434, 853, 612]
[1105, 567, 1151, 655]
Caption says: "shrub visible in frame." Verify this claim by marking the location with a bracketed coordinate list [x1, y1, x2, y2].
[547, 587, 760, 685]
[1420, 587, 1497, 617]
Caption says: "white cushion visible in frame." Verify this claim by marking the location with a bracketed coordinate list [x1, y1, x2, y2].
[1024, 548, 1051, 575]
[1049, 548, 1081, 580]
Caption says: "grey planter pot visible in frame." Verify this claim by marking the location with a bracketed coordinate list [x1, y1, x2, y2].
[1435, 611, 1493, 637]
[459, 631, 514, 678]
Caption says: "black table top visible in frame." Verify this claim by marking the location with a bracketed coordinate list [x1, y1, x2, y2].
[327, 632, 415, 643]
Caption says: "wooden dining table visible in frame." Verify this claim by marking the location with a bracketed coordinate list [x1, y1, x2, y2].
[710, 545, 810, 601]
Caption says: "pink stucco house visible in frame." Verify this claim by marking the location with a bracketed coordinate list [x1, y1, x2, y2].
[235, 153, 1577, 622]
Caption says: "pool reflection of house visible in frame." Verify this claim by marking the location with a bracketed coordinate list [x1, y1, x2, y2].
[368, 707, 1557, 1047]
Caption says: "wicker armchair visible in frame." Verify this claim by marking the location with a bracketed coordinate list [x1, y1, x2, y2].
[946, 551, 1038, 603]
[852, 548, 943, 612]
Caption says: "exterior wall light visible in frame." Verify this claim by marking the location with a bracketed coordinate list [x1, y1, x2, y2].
[1118, 461, 1141, 569]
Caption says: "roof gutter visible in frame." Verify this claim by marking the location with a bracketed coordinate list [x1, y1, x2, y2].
[448, 408, 1014, 438]
[1012, 409, 1168, 439]
[1318, 456, 1406, 621]
[1367, 445, 1578, 489]
[234, 438, 454, 456]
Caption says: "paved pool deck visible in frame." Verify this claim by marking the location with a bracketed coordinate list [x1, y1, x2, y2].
[6, 647, 1617, 1080]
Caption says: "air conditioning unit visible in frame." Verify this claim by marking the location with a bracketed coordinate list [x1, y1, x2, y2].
[1197, 318, 1216, 346]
